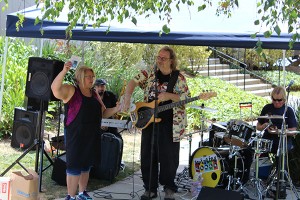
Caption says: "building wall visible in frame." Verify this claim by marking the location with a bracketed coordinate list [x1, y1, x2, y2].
[0, 0, 35, 36]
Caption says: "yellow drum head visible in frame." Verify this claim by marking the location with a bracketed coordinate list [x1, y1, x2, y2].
[190, 147, 222, 188]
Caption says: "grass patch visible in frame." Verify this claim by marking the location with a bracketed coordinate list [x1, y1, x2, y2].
[0, 132, 141, 200]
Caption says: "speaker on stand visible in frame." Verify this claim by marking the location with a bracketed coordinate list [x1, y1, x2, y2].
[11, 107, 39, 149]
[25, 57, 64, 101]
[2, 57, 64, 192]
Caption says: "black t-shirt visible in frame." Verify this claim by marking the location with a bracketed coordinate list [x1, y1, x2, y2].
[102, 91, 118, 109]
[258, 103, 297, 153]
[148, 70, 173, 124]
[102, 90, 119, 136]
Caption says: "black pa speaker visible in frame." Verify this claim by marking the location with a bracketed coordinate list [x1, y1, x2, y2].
[11, 107, 39, 149]
[25, 57, 64, 101]
[51, 153, 67, 186]
[197, 187, 244, 200]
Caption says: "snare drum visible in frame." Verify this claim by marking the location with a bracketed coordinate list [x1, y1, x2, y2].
[225, 120, 254, 147]
[250, 138, 273, 153]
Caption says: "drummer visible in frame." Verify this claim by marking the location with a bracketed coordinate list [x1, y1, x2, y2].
[256, 86, 297, 155]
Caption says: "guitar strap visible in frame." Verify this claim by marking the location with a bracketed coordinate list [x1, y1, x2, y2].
[166, 70, 179, 93]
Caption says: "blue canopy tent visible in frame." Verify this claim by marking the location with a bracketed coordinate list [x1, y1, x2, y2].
[5, 1, 300, 49]
[1, 1, 299, 115]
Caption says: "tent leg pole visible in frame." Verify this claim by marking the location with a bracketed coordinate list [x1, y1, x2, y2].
[0, 37, 9, 118]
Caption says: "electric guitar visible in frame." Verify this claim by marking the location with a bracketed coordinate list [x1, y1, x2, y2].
[130, 91, 217, 130]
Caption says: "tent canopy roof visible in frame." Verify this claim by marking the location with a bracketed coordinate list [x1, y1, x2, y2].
[6, 1, 300, 50]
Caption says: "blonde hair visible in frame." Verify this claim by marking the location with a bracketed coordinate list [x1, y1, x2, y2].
[159, 46, 178, 70]
[271, 86, 286, 101]
[74, 66, 95, 88]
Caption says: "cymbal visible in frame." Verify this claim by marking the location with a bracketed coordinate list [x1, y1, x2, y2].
[286, 130, 300, 135]
[269, 129, 299, 136]
[204, 119, 227, 130]
[189, 105, 217, 112]
[257, 115, 284, 119]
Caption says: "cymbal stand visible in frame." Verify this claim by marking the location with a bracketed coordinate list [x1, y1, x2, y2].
[198, 111, 204, 147]
[263, 128, 300, 199]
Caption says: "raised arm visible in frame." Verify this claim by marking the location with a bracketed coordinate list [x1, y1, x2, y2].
[51, 61, 75, 103]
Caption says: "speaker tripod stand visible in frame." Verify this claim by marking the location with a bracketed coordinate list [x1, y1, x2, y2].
[0, 101, 53, 192]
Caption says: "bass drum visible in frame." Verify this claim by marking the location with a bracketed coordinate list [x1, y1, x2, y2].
[189, 147, 252, 188]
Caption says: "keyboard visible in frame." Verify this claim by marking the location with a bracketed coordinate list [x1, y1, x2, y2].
[101, 119, 132, 129]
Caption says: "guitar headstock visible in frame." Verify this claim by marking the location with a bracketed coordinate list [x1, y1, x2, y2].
[199, 90, 217, 100]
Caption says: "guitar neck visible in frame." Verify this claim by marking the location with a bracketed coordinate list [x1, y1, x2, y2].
[157, 96, 199, 113]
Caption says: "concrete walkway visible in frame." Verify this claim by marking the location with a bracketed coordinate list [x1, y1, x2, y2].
[56, 130, 300, 200]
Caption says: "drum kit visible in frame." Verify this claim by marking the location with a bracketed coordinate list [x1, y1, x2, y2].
[176, 110, 300, 199]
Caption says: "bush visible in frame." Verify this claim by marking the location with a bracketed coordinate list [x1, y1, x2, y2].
[0, 38, 36, 138]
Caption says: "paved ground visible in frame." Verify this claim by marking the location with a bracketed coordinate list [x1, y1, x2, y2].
[56, 129, 300, 200]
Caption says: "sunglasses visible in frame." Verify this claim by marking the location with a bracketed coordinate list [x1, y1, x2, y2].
[272, 97, 283, 102]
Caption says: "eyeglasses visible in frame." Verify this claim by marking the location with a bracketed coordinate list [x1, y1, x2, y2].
[84, 75, 95, 79]
[156, 56, 170, 62]
[272, 97, 283, 102]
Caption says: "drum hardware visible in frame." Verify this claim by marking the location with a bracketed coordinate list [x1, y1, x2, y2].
[263, 128, 300, 199]
[189, 103, 217, 147]
[175, 130, 198, 189]
[225, 146, 244, 192]
[246, 133, 267, 200]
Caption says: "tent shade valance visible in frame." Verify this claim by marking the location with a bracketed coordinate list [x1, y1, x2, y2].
[5, 2, 300, 50]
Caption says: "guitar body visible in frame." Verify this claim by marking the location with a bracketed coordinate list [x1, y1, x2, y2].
[130, 101, 162, 129]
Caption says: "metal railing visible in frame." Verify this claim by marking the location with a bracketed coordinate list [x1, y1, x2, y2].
[208, 47, 273, 91]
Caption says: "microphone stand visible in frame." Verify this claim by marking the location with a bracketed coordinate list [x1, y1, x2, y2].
[148, 64, 159, 199]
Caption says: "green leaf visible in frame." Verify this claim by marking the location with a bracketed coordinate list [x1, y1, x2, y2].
[251, 33, 258, 39]
[198, 4, 206, 11]
[263, 30, 272, 38]
[288, 26, 294, 33]
[274, 25, 281, 36]
[254, 20, 260, 25]
[132, 17, 137, 25]
[162, 25, 170, 33]
[34, 17, 41, 25]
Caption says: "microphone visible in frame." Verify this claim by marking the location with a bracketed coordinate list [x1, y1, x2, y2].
[286, 80, 294, 91]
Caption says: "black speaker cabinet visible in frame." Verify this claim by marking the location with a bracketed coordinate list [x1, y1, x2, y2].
[197, 187, 244, 200]
[25, 57, 64, 101]
[51, 153, 67, 186]
[11, 107, 39, 149]
[25, 97, 49, 111]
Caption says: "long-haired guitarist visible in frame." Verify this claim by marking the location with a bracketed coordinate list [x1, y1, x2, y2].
[122, 46, 191, 200]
